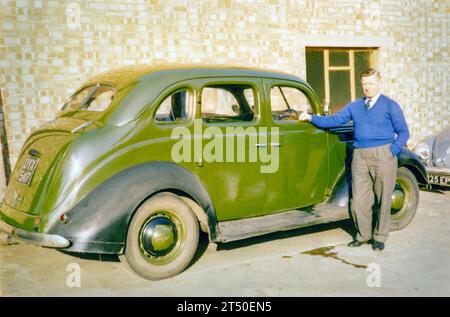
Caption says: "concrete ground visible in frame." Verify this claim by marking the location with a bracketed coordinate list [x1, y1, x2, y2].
[1, 189, 449, 297]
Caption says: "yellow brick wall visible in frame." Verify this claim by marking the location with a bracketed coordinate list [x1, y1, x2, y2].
[0, 0, 448, 187]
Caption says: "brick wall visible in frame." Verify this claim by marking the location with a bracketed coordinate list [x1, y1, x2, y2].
[0, 0, 448, 194]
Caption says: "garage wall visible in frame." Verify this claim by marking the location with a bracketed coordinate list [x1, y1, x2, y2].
[0, 0, 448, 193]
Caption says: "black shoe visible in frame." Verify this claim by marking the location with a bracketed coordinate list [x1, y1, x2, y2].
[347, 240, 367, 247]
[372, 240, 385, 251]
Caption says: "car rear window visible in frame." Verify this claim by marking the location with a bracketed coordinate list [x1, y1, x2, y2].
[60, 84, 116, 114]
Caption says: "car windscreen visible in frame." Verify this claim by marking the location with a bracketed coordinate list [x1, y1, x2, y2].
[59, 84, 116, 115]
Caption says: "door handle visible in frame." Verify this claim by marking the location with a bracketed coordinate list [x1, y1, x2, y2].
[195, 155, 203, 167]
[270, 143, 282, 148]
[255, 143, 268, 148]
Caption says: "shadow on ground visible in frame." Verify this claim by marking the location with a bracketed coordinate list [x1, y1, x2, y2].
[59, 250, 120, 262]
[215, 219, 355, 251]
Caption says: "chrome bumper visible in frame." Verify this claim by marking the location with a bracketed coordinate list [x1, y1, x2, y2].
[0, 219, 70, 248]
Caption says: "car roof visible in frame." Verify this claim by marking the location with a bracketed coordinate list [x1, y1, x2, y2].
[82, 64, 307, 90]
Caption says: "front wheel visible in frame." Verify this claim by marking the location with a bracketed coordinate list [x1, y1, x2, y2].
[120, 193, 199, 280]
[390, 167, 419, 231]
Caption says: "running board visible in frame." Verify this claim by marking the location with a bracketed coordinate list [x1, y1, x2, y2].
[216, 204, 350, 243]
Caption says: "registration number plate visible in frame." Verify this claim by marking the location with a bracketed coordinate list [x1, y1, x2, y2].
[428, 173, 450, 187]
[17, 157, 39, 186]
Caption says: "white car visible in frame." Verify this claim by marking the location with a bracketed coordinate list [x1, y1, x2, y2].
[414, 125, 450, 187]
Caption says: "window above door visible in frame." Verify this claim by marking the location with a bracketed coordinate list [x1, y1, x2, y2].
[306, 47, 377, 113]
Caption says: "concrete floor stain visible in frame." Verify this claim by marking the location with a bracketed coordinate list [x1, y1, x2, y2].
[302, 246, 367, 269]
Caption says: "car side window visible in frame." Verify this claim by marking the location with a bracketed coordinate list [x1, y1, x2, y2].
[155, 88, 193, 123]
[201, 84, 255, 123]
[270, 86, 313, 121]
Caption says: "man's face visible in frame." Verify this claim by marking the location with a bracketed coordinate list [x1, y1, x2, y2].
[361, 74, 381, 98]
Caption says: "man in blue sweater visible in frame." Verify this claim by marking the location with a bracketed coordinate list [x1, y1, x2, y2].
[299, 68, 410, 251]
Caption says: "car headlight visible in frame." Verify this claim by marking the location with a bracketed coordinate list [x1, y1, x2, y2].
[414, 142, 430, 161]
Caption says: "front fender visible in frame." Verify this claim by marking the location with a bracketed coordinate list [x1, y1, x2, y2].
[327, 146, 428, 207]
[398, 147, 428, 185]
[47, 162, 217, 253]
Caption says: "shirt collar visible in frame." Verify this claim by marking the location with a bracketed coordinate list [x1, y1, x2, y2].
[365, 93, 381, 109]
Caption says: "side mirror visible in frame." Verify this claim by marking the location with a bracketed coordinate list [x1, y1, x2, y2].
[323, 100, 330, 115]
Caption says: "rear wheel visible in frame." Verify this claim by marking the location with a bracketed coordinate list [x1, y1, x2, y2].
[120, 193, 199, 280]
[390, 167, 419, 231]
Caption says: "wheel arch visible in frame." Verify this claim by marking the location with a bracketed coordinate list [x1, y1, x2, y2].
[398, 163, 427, 186]
[397, 147, 428, 186]
[132, 188, 211, 236]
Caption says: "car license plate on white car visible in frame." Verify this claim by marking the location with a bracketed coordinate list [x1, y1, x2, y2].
[428, 173, 450, 187]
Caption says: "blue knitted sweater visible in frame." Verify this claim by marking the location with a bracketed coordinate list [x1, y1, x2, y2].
[311, 94, 410, 155]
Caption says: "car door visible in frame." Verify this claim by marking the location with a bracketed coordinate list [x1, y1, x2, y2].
[263, 78, 329, 213]
[191, 77, 268, 221]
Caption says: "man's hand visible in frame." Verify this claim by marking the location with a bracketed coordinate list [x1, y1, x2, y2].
[298, 112, 312, 121]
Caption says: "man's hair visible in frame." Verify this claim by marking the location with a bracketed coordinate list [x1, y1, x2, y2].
[360, 68, 381, 79]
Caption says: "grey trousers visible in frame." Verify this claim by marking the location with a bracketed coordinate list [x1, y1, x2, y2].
[351, 143, 397, 243]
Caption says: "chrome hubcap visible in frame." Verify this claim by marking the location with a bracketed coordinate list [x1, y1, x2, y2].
[140, 216, 177, 257]
[391, 185, 405, 212]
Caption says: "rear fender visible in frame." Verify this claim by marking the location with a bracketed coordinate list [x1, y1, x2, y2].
[47, 162, 217, 253]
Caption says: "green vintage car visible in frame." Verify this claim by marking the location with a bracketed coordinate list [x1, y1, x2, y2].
[0, 65, 427, 280]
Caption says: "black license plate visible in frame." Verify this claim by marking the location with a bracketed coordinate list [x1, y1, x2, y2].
[17, 157, 39, 186]
[428, 173, 450, 186]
